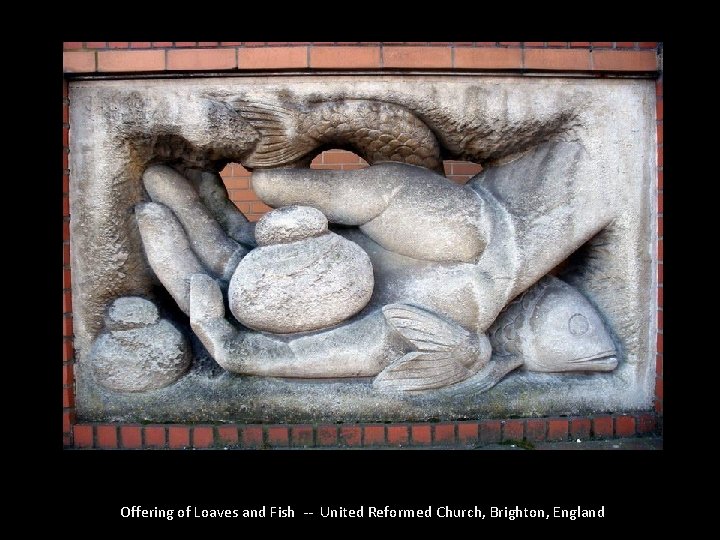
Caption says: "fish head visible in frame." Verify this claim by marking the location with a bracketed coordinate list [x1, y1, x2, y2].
[523, 280, 617, 373]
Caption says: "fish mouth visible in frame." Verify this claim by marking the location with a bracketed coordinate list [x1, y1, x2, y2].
[566, 351, 618, 371]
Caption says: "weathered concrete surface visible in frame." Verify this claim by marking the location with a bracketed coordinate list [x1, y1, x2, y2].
[70, 75, 657, 422]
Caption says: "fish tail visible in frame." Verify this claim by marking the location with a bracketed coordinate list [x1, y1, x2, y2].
[233, 101, 317, 168]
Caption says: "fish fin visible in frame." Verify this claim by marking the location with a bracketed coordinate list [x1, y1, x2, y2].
[470, 357, 523, 392]
[382, 303, 471, 352]
[373, 352, 475, 393]
[232, 101, 317, 168]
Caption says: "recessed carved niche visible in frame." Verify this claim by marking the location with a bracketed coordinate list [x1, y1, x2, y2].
[69, 76, 658, 422]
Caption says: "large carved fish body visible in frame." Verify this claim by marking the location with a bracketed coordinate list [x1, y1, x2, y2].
[233, 100, 443, 172]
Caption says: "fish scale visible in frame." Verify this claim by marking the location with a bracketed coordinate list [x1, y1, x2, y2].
[234, 99, 443, 172]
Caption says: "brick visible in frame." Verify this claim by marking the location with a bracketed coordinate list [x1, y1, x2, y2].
[636, 413, 656, 434]
[450, 162, 483, 175]
[615, 42, 635, 48]
[387, 425, 409, 446]
[411, 424, 431, 445]
[291, 425, 314, 448]
[168, 426, 190, 448]
[457, 422, 479, 446]
[198, 42, 219, 47]
[656, 98, 663, 120]
[63, 386, 74, 408]
[144, 426, 166, 448]
[63, 315, 73, 337]
[570, 418, 591, 440]
[657, 147, 663, 167]
[108, 42, 129, 48]
[85, 42, 107, 48]
[592, 50, 657, 71]
[657, 333, 663, 354]
[63, 267, 72, 289]
[63, 173, 70, 193]
[615, 415, 636, 437]
[267, 426, 289, 447]
[152, 42, 173, 47]
[120, 426, 142, 449]
[316, 425, 338, 446]
[656, 354, 663, 376]
[193, 426, 214, 448]
[323, 150, 363, 164]
[383, 46, 452, 68]
[228, 189, 260, 201]
[217, 426, 238, 445]
[658, 238, 663, 260]
[62, 194, 70, 217]
[341, 163, 368, 170]
[223, 177, 249, 190]
[339, 426, 362, 447]
[524, 42, 545, 47]
[654, 400, 663, 414]
[547, 42, 567, 47]
[63, 434, 72, 447]
[311, 46, 381, 69]
[62, 148, 68, 171]
[237, 47, 308, 69]
[546, 419, 568, 441]
[433, 423, 455, 445]
[657, 309, 663, 329]
[658, 263, 663, 284]
[98, 50, 165, 72]
[74, 425, 93, 448]
[658, 286, 663, 307]
[499, 42, 522, 46]
[475, 42, 497, 46]
[221, 42, 243, 46]
[63, 410, 75, 433]
[525, 419, 546, 441]
[591, 42, 613, 48]
[640, 42, 658, 49]
[524, 49, 590, 70]
[62, 363, 73, 385]
[241, 426, 263, 448]
[592, 416, 613, 438]
[658, 195, 663, 214]
[251, 201, 273, 214]
[655, 378, 663, 400]
[64, 42, 83, 49]
[63, 52, 96, 73]
[97, 425, 118, 449]
[479, 420, 501, 443]
[657, 123, 663, 145]
[363, 425, 386, 446]
[63, 290, 72, 313]
[243, 42, 267, 47]
[167, 48, 235, 70]
[63, 102, 69, 124]
[502, 419, 524, 441]
[454, 47, 522, 69]
[570, 42, 591, 47]
[174, 42, 197, 47]
[62, 339, 73, 362]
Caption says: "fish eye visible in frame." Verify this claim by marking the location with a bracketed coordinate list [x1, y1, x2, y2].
[568, 313, 589, 335]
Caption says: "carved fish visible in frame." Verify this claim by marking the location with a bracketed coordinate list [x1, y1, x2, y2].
[464, 276, 618, 392]
[233, 100, 443, 172]
[374, 304, 491, 393]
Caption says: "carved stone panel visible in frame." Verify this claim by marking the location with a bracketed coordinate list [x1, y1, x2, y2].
[69, 75, 658, 422]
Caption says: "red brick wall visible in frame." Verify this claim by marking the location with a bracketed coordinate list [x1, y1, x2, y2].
[63, 42, 662, 448]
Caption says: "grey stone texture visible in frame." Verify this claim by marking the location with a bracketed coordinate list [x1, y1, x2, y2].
[69, 75, 658, 422]
[228, 210, 374, 333]
[89, 297, 190, 392]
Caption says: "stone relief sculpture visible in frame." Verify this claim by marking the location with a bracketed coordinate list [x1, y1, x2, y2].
[70, 77, 657, 421]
